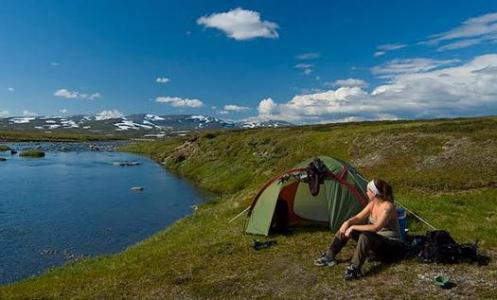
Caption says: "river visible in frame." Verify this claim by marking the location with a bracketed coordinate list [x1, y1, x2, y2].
[0, 143, 205, 285]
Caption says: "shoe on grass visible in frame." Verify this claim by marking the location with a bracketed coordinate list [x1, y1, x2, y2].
[343, 264, 361, 280]
[314, 253, 337, 267]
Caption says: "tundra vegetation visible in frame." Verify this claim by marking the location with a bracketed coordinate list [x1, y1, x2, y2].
[1, 116, 497, 299]
[19, 149, 46, 158]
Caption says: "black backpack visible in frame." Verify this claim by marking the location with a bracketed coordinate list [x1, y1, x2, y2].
[419, 230, 479, 264]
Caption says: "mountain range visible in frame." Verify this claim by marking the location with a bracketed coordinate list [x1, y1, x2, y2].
[0, 114, 293, 138]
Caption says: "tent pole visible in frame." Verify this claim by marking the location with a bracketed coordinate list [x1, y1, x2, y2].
[396, 201, 437, 230]
[228, 205, 251, 225]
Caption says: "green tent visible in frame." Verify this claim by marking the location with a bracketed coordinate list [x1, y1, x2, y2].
[246, 156, 369, 235]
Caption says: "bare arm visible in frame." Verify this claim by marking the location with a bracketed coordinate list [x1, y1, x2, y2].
[338, 202, 372, 236]
[347, 202, 372, 225]
[349, 203, 393, 233]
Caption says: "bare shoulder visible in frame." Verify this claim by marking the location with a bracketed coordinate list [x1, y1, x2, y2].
[380, 201, 394, 213]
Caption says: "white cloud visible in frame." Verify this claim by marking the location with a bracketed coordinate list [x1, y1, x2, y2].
[424, 12, 497, 51]
[156, 77, 170, 84]
[223, 104, 250, 112]
[257, 97, 278, 116]
[197, 7, 278, 40]
[23, 110, 37, 117]
[252, 54, 497, 123]
[295, 63, 313, 75]
[59, 109, 68, 114]
[95, 110, 124, 120]
[0, 110, 9, 117]
[7, 87, 14, 92]
[374, 43, 406, 57]
[156, 96, 204, 108]
[218, 110, 229, 115]
[296, 52, 320, 60]
[371, 58, 460, 78]
[54, 88, 101, 100]
[330, 78, 368, 88]
[374, 51, 386, 57]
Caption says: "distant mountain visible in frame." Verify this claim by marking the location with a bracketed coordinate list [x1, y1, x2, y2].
[0, 114, 293, 138]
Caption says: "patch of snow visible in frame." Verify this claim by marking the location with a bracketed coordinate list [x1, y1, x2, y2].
[145, 114, 165, 121]
[10, 117, 35, 124]
[34, 126, 44, 130]
[60, 119, 79, 128]
[189, 115, 210, 122]
[45, 120, 57, 124]
[113, 120, 153, 131]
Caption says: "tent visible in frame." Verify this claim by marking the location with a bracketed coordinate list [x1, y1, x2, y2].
[245, 156, 369, 235]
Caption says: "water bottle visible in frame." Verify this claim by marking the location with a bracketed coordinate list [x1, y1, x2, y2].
[396, 207, 407, 242]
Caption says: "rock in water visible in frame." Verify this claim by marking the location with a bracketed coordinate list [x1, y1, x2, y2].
[131, 186, 144, 191]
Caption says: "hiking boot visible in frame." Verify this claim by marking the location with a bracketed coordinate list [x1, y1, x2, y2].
[343, 264, 361, 280]
[314, 253, 337, 267]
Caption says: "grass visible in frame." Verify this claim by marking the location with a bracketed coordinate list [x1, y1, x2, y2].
[0, 144, 11, 151]
[1, 116, 497, 299]
[19, 149, 45, 157]
[0, 130, 120, 142]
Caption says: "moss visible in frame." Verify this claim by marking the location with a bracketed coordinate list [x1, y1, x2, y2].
[19, 149, 45, 157]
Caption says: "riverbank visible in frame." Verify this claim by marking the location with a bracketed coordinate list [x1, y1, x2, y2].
[0, 130, 121, 142]
[2, 116, 497, 298]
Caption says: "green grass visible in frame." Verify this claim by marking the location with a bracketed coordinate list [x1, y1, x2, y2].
[2, 116, 497, 299]
[0, 130, 120, 142]
[0, 144, 11, 151]
[19, 149, 45, 157]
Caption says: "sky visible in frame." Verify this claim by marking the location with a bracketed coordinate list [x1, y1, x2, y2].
[1, 0, 497, 123]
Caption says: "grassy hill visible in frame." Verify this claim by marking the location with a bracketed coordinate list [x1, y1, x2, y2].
[1, 116, 497, 299]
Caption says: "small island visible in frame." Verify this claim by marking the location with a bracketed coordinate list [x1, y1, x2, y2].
[19, 149, 46, 158]
[0, 145, 12, 152]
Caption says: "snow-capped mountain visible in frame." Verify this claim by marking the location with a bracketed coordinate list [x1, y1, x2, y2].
[0, 114, 292, 137]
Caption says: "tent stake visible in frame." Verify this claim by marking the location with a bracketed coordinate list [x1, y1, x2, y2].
[228, 206, 251, 225]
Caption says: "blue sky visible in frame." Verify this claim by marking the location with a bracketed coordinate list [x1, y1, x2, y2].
[1, 0, 497, 123]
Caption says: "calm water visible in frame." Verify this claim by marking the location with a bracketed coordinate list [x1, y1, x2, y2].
[0, 144, 205, 285]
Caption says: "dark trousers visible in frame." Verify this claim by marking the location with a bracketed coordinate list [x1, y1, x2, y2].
[326, 231, 405, 268]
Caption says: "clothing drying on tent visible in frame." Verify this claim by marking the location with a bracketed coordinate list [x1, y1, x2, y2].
[245, 156, 369, 236]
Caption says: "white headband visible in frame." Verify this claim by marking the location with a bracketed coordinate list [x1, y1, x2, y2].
[367, 180, 380, 196]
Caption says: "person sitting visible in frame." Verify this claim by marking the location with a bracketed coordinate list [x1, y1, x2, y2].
[314, 179, 405, 280]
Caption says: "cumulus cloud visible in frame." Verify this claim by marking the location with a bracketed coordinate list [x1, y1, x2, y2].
[374, 43, 406, 57]
[156, 96, 204, 108]
[54, 89, 101, 100]
[223, 104, 250, 112]
[252, 54, 497, 123]
[7, 87, 14, 92]
[329, 78, 368, 88]
[296, 52, 320, 60]
[156, 77, 170, 84]
[0, 110, 9, 117]
[197, 8, 278, 40]
[371, 58, 460, 78]
[95, 110, 124, 120]
[424, 12, 497, 51]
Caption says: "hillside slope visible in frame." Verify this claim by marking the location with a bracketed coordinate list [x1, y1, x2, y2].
[2, 116, 497, 299]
